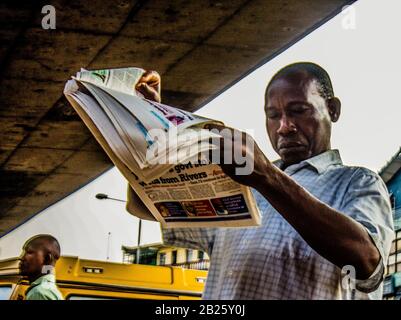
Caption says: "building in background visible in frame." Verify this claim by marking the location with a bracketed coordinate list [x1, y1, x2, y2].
[380, 148, 401, 300]
[122, 244, 209, 271]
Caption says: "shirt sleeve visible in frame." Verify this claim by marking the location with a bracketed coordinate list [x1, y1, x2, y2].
[162, 227, 217, 255]
[340, 168, 395, 292]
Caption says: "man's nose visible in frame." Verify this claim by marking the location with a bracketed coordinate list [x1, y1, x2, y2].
[277, 115, 297, 135]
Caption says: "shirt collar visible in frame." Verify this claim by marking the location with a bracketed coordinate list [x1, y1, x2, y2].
[274, 149, 343, 175]
[30, 273, 56, 287]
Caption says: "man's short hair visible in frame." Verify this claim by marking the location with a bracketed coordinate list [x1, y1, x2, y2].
[24, 234, 61, 260]
[266, 62, 334, 101]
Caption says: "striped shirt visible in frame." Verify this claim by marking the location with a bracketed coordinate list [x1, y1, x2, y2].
[162, 150, 394, 299]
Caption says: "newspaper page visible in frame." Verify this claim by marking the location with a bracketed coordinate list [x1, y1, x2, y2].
[128, 157, 261, 228]
[64, 67, 261, 227]
[68, 80, 223, 182]
[65, 80, 218, 182]
[75, 67, 216, 132]
[65, 89, 260, 227]
[80, 81, 221, 171]
[75, 67, 145, 97]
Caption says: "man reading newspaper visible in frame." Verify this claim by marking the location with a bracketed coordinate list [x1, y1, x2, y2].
[129, 63, 394, 299]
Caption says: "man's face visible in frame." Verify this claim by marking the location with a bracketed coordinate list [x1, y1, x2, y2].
[265, 74, 332, 166]
[20, 244, 45, 277]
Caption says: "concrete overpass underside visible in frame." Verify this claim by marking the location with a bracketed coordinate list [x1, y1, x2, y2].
[0, 0, 353, 234]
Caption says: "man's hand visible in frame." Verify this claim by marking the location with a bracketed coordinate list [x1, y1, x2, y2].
[135, 70, 161, 103]
[205, 123, 272, 189]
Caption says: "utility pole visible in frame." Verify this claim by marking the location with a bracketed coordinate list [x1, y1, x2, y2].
[106, 232, 111, 260]
[95, 193, 142, 265]
[137, 219, 142, 264]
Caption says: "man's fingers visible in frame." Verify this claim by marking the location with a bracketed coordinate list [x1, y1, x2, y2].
[135, 70, 161, 102]
[136, 82, 161, 103]
[138, 70, 161, 91]
[204, 123, 237, 141]
[204, 123, 228, 132]
[204, 123, 233, 167]
[140, 70, 161, 83]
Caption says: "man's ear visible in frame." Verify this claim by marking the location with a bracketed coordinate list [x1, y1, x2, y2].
[44, 253, 53, 265]
[327, 97, 341, 123]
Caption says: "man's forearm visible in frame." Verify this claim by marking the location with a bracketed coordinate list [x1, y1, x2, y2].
[254, 163, 380, 279]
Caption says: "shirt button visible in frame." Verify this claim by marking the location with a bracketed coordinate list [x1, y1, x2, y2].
[227, 270, 234, 276]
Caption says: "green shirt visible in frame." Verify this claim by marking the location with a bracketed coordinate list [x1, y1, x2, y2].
[25, 274, 64, 300]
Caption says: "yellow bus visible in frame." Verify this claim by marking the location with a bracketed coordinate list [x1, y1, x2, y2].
[0, 256, 207, 300]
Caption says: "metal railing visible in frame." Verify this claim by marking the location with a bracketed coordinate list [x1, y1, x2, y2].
[168, 259, 210, 270]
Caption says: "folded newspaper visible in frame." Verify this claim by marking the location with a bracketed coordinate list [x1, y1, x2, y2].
[64, 67, 261, 228]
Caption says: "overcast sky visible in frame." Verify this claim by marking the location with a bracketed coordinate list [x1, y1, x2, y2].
[1, 0, 400, 261]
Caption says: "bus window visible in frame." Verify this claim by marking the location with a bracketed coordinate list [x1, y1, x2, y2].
[67, 295, 117, 300]
[171, 250, 177, 265]
[0, 285, 13, 300]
